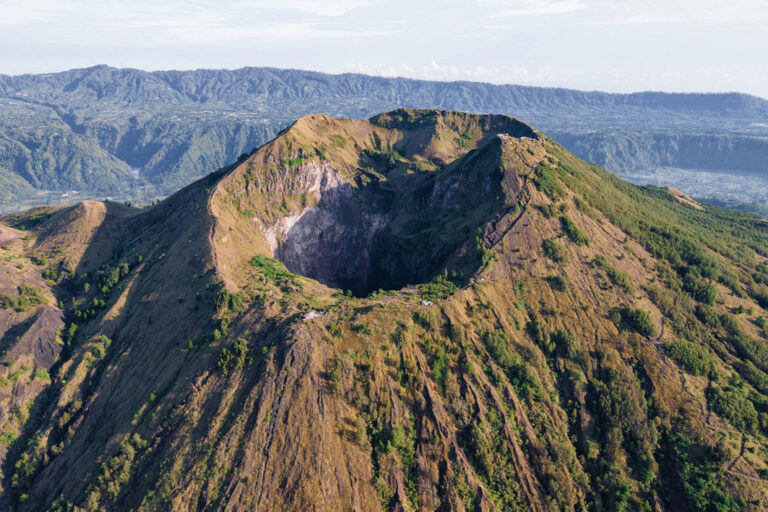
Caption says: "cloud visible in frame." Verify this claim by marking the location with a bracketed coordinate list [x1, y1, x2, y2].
[335, 61, 565, 86]
[584, 0, 768, 25]
[481, 0, 587, 17]
[0, 1, 392, 44]
[245, 0, 373, 16]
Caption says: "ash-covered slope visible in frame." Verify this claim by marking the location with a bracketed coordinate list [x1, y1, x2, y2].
[1, 109, 768, 511]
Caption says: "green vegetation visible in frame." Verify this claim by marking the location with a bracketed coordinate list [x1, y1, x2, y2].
[278, 155, 311, 169]
[666, 434, 739, 512]
[96, 262, 131, 295]
[465, 410, 526, 511]
[249, 254, 296, 285]
[483, 330, 540, 399]
[84, 434, 147, 507]
[560, 216, 589, 246]
[592, 255, 634, 293]
[542, 238, 566, 262]
[42, 268, 58, 283]
[589, 364, 658, 502]
[545, 274, 567, 291]
[419, 272, 461, 301]
[707, 380, 759, 433]
[663, 341, 716, 377]
[533, 163, 565, 200]
[0, 426, 17, 446]
[454, 132, 472, 148]
[216, 289, 246, 313]
[618, 306, 657, 337]
[366, 147, 403, 168]
[217, 338, 249, 375]
[0, 285, 45, 312]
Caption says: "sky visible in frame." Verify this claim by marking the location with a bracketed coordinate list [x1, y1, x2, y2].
[1, 0, 767, 98]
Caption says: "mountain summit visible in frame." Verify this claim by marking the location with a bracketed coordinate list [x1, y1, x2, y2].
[1, 109, 768, 510]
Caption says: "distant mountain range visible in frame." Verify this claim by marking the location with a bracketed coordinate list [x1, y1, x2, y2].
[1, 65, 767, 211]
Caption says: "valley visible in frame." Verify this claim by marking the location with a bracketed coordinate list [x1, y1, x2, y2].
[1, 66, 766, 216]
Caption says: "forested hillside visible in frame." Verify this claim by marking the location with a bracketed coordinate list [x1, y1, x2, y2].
[1, 66, 766, 211]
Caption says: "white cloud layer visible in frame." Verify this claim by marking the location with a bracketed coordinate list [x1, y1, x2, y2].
[338, 61, 562, 86]
[481, 0, 586, 17]
[0, 0, 766, 97]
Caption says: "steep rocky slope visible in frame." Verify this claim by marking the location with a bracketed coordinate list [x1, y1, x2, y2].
[1, 109, 768, 511]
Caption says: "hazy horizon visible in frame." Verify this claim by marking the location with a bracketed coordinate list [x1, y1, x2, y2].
[2, 0, 767, 98]
[3, 63, 768, 100]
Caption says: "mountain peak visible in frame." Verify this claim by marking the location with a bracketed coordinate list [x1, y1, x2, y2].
[210, 109, 544, 296]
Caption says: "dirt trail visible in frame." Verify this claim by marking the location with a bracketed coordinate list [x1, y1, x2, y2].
[724, 434, 766, 482]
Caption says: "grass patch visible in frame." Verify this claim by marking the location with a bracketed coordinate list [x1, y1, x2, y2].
[533, 163, 565, 200]
[560, 216, 589, 246]
[0, 285, 45, 312]
[542, 239, 566, 263]
[249, 255, 296, 285]
[592, 255, 634, 293]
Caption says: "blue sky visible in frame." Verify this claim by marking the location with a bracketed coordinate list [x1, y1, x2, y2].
[1, 0, 767, 97]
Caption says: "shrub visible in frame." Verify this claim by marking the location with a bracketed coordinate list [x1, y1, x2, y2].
[755, 316, 768, 337]
[42, 268, 58, 282]
[545, 275, 567, 291]
[537, 204, 557, 219]
[560, 216, 589, 246]
[217, 338, 249, 375]
[483, 330, 514, 368]
[552, 329, 584, 361]
[216, 289, 247, 313]
[30, 254, 47, 266]
[707, 383, 759, 433]
[663, 341, 715, 376]
[350, 323, 371, 335]
[667, 434, 740, 511]
[543, 239, 566, 263]
[483, 329, 540, 396]
[619, 306, 657, 337]
[526, 319, 553, 353]
[736, 360, 768, 395]
[694, 305, 720, 328]
[420, 272, 460, 300]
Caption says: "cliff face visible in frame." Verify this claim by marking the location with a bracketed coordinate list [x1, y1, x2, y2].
[1, 109, 768, 511]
